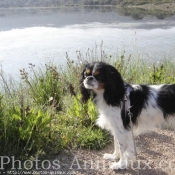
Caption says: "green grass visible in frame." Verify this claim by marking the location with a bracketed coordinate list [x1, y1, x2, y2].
[0, 49, 175, 170]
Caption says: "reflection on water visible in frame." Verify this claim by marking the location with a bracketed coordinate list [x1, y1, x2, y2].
[0, 6, 175, 31]
[117, 7, 175, 20]
[0, 6, 175, 76]
[0, 6, 174, 19]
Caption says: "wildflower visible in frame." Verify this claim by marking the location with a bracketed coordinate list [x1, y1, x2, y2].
[49, 97, 53, 101]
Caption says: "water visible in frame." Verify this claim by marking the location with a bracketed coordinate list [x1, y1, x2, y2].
[0, 7, 175, 76]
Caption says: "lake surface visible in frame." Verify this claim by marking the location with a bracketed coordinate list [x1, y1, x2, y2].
[0, 6, 175, 76]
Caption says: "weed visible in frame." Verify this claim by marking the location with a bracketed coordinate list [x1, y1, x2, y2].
[20, 63, 63, 110]
[0, 48, 175, 170]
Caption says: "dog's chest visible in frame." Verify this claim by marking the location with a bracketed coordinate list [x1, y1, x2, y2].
[95, 95, 123, 134]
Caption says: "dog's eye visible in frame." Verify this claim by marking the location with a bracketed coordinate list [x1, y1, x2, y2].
[84, 69, 92, 78]
[95, 74, 104, 82]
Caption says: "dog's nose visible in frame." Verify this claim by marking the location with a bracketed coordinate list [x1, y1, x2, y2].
[86, 76, 94, 80]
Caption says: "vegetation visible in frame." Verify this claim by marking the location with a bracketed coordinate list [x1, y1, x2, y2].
[116, 7, 174, 20]
[0, 0, 174, 8]
[1, 47, 175, 170]
[83, 0, 174, 6]
[120, 0, 174, 6]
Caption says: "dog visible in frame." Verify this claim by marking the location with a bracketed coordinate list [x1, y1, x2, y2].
[80, 61, 175, 169]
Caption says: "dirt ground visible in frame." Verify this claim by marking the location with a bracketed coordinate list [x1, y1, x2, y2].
[51, 129, 175, 175]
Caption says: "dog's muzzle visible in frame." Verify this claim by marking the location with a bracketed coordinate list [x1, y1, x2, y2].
[83, 76, 98, 89]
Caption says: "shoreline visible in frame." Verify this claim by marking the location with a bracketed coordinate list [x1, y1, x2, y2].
[128, 2, 175, 12]
[0, 3, 175, 11]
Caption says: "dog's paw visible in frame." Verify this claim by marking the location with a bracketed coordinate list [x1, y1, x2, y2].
[103, 153, 118, 161]
[110, 162, 127, 170]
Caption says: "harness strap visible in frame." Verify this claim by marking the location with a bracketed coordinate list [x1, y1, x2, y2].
[124, 87, 139, 175]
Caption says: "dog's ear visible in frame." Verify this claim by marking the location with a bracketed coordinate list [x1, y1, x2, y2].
[80, 66, 91, 103]
[103, 65, 125, 106]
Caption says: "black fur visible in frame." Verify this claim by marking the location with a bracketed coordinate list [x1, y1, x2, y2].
[103, 64, 125, 106]
[80, 62, 125, 106]
[157, 84, 175, 118]
[80, 62, 175, 130]
[121, 84, 150, 129]
[80, 67, 91, 103]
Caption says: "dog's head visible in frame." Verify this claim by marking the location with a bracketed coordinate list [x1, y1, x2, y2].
[80, 62, 125, 106]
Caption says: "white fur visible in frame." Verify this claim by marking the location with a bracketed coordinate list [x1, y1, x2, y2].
[83, 77, 98, 89]
[95, 85, 167, 169]
[81, 62, 175, 170]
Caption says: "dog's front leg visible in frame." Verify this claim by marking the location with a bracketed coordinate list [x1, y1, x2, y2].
[103, 136, 120, 161]
[110, 131, 134, 170]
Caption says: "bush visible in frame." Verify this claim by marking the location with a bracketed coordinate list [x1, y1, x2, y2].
[20, 63, 63, 110]
[57, 95, 110, 149]
[1, 48, 175, 170]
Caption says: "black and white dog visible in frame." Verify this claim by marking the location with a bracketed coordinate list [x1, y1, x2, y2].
[80, 61, 175, 169]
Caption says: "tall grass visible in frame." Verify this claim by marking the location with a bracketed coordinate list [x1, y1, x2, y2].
[0, 48, 175, 170]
